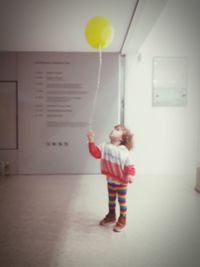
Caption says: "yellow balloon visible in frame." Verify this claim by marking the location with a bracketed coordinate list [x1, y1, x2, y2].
[85, 16, 114, 49]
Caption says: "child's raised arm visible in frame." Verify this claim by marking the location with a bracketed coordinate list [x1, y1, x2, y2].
[86, 130, 101, 159]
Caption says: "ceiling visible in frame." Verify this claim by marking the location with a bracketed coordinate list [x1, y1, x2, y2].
[0, 0, 168, 53]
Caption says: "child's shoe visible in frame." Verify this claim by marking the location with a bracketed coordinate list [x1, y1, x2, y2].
[99, 210, 116, 226]
[113, 216, 126, 232]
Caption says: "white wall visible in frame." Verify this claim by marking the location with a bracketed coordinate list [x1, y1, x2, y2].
[125, 0, 200, 176]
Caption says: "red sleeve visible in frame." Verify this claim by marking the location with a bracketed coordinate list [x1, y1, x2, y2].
[124, 165, 136, 176]
[88, 142, 101, 159]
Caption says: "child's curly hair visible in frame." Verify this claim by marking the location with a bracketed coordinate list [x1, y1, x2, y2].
[115, 124, 134, 151]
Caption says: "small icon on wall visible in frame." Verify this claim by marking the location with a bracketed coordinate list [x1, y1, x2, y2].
[45, 141, 69, 147]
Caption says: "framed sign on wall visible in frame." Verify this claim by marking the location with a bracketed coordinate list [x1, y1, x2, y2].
[152, 57, 187, 107]
[0, 81, 18, 150]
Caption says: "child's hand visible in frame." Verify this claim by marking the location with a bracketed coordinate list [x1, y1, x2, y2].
[127, 175, 134, 183]
[87, 130, 95, 143]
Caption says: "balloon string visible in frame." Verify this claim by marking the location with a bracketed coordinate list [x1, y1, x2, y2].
[89, 46, 102, 129]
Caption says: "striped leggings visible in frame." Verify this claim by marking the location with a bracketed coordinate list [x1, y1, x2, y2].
[107, 182, 128, 217]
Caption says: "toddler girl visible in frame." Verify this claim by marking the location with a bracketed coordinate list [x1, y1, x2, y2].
[87, 124, 135, 232]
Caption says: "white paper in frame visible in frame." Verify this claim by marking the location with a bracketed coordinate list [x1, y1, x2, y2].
[152, 57, 187, 107]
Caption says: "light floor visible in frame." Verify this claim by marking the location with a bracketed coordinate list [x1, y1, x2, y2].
[0, 174, 200, 267]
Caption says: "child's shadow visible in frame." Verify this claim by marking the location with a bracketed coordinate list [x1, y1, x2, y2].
[71, 211, 113, 234]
